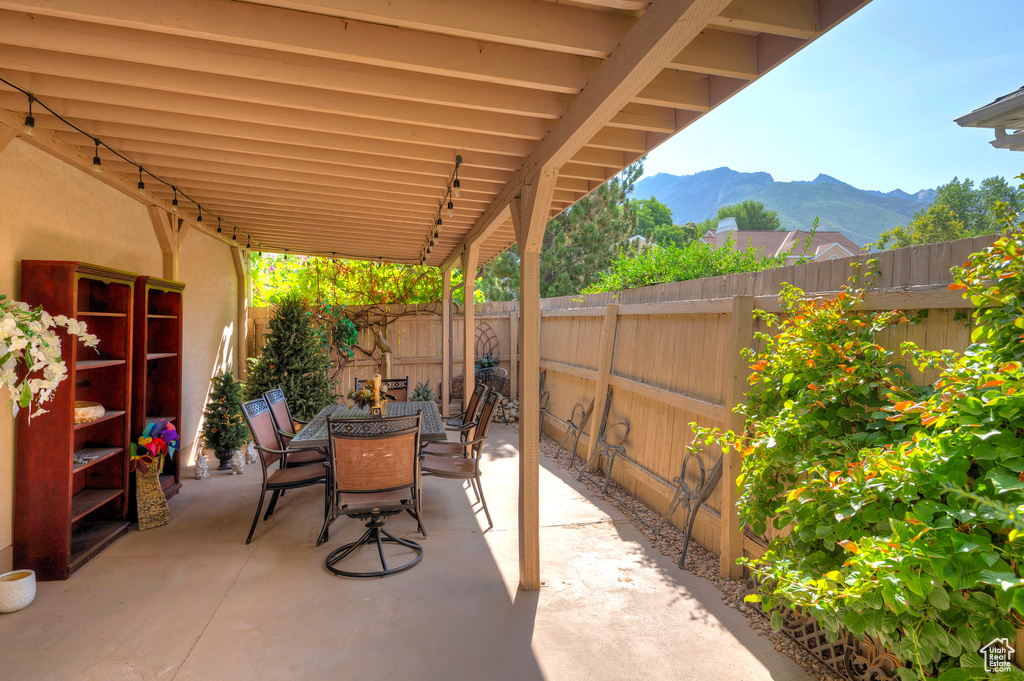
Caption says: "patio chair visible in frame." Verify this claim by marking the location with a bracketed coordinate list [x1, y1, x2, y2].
[263, 385, 303, 444]
[317, 412, 424, 578]
[655, 452, 723, 570]
[445, 381, 487, 432]
[241, 397, 328, 545]
[354, 376, 410, 402]
[476, 367, 510, 423]
[574, 389, 630, 496]
[539, 370, 550, 442]
[556, 397, 595, 466]
[262, 386, 326, 468]
[420, 390, 500, 529]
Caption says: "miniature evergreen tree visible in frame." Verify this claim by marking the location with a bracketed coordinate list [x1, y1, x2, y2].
[244, 295, 335, 420]
[202, 372, 249, 468]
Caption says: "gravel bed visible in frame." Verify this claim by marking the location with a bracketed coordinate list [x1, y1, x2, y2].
[511, 422, 846, 681]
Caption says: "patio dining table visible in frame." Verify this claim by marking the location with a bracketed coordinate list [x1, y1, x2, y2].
[290, 400, 447, 449]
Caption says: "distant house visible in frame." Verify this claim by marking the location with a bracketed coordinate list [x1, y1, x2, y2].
[956, 85, 1024, 152]
[700, 217, 862, 264]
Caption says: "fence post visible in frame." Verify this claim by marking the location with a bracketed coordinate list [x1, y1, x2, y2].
[584, 304, 619, 472]
[720, 294, 754, 580]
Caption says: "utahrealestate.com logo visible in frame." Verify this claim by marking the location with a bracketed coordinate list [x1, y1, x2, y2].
[980, 638, 1016, 674]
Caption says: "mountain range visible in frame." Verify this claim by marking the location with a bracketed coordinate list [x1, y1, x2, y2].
[632, 167, 937, 246]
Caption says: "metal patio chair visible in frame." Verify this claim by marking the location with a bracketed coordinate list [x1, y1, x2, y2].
[574, 389, 630, 495]
[420, 390, 500, 529]
[317, 412, 424, 578]
[445, 381, 487, 431]
[557, 397, 595, 466]
[241, 397, 328, 545]
[354, 376, 410, 402]
[655, 452, 724, 569]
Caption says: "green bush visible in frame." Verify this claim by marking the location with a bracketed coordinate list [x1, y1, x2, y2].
[693, 199, 1024, 679]
[583, 236, 790, 293]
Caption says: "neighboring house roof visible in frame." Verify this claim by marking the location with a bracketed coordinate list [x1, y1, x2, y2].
[955, 85, 1024, 151]
[701, 229, 860, 259]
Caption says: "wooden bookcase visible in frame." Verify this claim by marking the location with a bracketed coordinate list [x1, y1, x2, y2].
[15, 261, 135, 581]
[131, 276, 185, 500]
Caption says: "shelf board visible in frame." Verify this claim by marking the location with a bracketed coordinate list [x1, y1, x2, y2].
[69, 521, 130, 572]
[144, 416, 177, 427]
[146, 352, 177, 360]
[71, 488, 123, 522]
[76, 359, 126, 370]
[74, 409, 126, 430]
[76, 311, 127, 318]
[147, 314, 178, 319]
[72, 447, 124, 473]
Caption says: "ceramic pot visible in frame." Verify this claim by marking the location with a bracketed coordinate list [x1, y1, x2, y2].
[0, 569, 36, 613]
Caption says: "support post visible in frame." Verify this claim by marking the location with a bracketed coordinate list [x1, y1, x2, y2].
[583, 303, 619, 473]
[441, 267, 452, 417]
[508, 310, 519, 401]
[462, 245, 479, 409]
[512, 166, 559, 591]
[720, 294, 754, 580]
[232, 247, 250, 380]
[0, 125, 16, 153]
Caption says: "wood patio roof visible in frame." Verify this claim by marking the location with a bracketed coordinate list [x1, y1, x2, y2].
[0, 0, 870, 267]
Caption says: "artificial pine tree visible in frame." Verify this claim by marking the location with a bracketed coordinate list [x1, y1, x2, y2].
[202, 372, 250, 470]
[244, 295, 335, 420]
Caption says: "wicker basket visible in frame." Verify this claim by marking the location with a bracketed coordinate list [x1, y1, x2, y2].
[136, 456, 169, 531]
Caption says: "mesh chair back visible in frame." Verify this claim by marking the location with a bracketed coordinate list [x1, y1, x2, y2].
[468, 391, 500, 455]
[264, 385, 295, 437]
[476, 367, 509, 397]
[463, 382, 487, 422]
[354, 376, 410, 402]
[242, 398, 281, 469]
[328, 414, 421, 493]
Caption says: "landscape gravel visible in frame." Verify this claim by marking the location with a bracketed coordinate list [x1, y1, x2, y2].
[511, 422, 847, 681]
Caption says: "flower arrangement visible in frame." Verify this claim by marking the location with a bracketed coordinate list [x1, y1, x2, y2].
[346, 382, 397, 409]
[131, 418, 179, 474]
[0, 294, 99, 420]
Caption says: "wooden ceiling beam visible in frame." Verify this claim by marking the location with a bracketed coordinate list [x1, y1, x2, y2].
[709, 0, 818, 39]
[668, 28, 758, 79]
[0, 91, 535, 158]
[0, 0, 603, 93]
[97, 152, 506, 197]
[0, 68, 551, 141]
[249, 0, 635, 58]
[443, 0, 730, 269]
[0, 10, 574, 119]
[633, 69, 711, 110]
[571, 146, 627, 168]
[33, 113, 519, 173]
[54, 129, 513, 187]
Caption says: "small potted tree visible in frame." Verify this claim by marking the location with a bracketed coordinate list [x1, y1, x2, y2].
[202, 372, 249, 471]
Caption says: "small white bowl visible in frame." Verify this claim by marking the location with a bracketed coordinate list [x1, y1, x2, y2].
[0, 569, 36, 613]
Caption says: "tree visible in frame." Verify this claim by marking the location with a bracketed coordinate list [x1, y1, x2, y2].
[634, 197, 674, 238]
[244, 295, 335, 420]
[201, 372, 249, 458]
[931, 177, 986, 234]
[875, 204, 967, 250]
[715, 200, 781, 231]
[646, 221, 702, 247]
[478, 160, 644, 300]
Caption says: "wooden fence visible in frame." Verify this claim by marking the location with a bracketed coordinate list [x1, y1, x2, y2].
[536, 235, 998, 576]
[245, 234, 998, 571]
[249, 301, 520, 402]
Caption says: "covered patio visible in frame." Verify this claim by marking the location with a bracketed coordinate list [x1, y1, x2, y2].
[0, 423, 812, 681]
[0, 1, 874, 678]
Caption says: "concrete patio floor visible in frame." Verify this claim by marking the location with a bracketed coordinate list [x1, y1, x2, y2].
[0, 424, 813, 681]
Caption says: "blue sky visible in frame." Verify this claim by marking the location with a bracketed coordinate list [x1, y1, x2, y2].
[642, 0, 1024, 193]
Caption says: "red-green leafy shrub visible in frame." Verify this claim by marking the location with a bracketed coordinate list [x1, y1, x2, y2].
[694, 201, 1024, 680]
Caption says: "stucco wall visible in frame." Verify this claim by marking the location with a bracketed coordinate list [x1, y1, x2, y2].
[0, 138, 239, 571]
